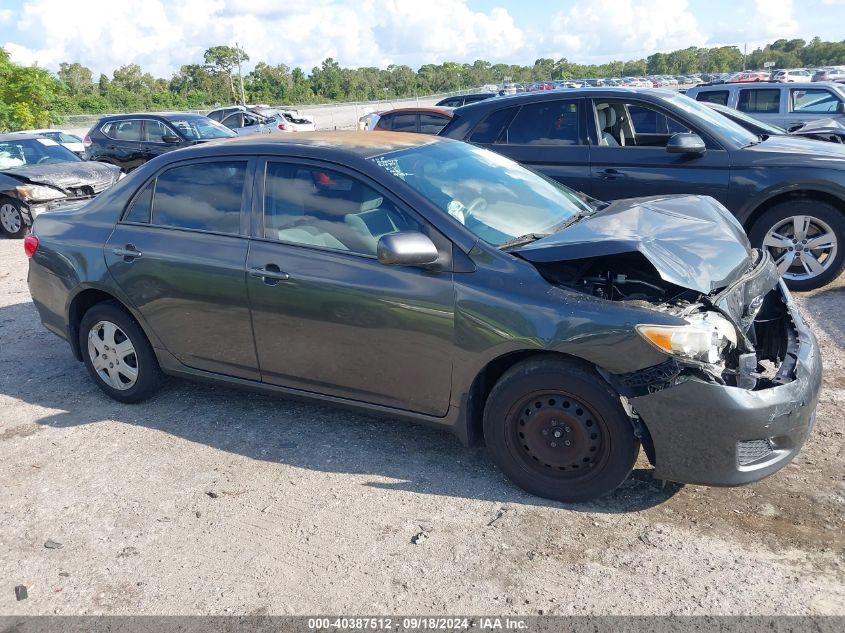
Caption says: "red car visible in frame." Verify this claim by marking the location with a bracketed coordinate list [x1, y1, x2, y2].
[726, 71, 770, 83]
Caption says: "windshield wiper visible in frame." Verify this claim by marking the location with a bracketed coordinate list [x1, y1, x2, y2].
[498, 233, 550, 251]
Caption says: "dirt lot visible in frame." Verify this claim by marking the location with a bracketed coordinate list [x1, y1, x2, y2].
[0, 237, 843, 616]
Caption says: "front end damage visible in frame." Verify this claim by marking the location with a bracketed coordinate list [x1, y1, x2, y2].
[529, 245, 822, 486]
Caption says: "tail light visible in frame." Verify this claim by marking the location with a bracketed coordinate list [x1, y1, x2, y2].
[24, 234, 39, 258]
[277, 123, 287, 130]
[83, 134, 91, 146]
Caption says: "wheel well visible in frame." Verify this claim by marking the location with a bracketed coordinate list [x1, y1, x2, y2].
[743, 190, 845, 233]
[68, 289, 123, 360]
[462, 350, 594, 446]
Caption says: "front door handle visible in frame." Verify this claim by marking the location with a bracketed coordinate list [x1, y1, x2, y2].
[598, 168, 625, 180]
[249, 266, 290, 282]
[113, 244, 142, 260]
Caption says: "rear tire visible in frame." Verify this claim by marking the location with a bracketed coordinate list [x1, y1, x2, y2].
[79, 301, 162, 403]
[749, 199, 845, 291]
[483, 357, 640, 503]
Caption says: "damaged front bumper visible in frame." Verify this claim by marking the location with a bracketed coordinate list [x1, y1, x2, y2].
[627, 280, 822, 486]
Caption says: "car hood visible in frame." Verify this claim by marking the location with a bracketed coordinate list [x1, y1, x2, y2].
[745, 133, 845, 162]
[514, 195, 752, 295]
[792, 117, 845, 135]
[1, 161, 119, 191]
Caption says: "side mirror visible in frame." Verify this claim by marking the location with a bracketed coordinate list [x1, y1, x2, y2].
[837, 101, 845, 114]
[666, 133, 706, 155]
[161, 135, 181, 144]
[377, 232, 439, 266]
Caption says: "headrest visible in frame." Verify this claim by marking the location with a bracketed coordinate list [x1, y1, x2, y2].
[597, 108, 607, 129]
[605, 108, 617, 128]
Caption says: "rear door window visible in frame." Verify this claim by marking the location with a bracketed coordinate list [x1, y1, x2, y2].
[390, 114, 418, 132]
[503, 100, 580, 145]
[469, 107, 518, 144]
[737, 89, 781, 114]
[151, 161, 247, 234]
[695, 90, 729, 106]
[791, 88, 842, 113]
[105, 120, 143, 141]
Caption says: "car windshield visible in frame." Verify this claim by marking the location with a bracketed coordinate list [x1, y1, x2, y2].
[367, 141, 591, 247]
[0, 138, 81, 170]
[165, 117, 236, 140]
[663, 92, 759, 146]
[44, 132, 83, 144]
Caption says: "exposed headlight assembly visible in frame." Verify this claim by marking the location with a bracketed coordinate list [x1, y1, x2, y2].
[637, 312, 738, 365]
[15, 184, 66, 202]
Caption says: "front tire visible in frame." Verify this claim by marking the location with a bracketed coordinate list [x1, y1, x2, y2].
[749, 199, 845, 291]
[483, 358, 640, 503]
[0, 199, 28, 239]
[79, 301, 162, 403]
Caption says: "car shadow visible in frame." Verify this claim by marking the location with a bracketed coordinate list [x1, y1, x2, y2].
[799, 280, 845, 343]
[2, 299, 682, 513]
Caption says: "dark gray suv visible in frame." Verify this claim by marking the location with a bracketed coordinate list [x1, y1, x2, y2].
[26, 133, 821, 502]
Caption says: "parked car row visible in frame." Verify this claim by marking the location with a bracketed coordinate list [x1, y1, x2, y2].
[25, 130, 823, 503]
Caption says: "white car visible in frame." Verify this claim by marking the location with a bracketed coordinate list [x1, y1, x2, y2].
[11, 129, 85, 158]
[254, 108, 317, 132]
[772, 69, 812, 82]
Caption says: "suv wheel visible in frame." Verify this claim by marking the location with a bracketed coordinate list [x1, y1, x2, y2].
[749, 199, 845, 291]
[483, 358, 640, 503]
[0, 199, 28, 239]
[79, 301, 163, 403]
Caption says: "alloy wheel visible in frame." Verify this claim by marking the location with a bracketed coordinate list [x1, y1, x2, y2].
[87, 320, 139, 391]
[0, 203, 22, 234]
[763, 214, 838, 282]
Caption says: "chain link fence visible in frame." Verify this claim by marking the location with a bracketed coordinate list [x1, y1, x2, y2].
[59, 88, 483, 135]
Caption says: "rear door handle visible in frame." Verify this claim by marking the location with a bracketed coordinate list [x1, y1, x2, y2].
[112, 245, 142, 260]
[249, 266, 290, 282]
[598, 168, 625, 180]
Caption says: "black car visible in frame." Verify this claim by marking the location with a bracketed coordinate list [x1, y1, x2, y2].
[435, 93, 497, 108]
[84, 113, 236, 172]
[705, 102, 845, 144]
[26, 132, 820, 502]
[439, 88, 845, 290]
[0, 134, 120, 238]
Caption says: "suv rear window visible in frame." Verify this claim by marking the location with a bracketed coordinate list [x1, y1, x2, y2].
[469, 108, 518, 144]
[503, 100, 580, 145]
[695, 90, 729, 106]
[737, 89, 780, 114]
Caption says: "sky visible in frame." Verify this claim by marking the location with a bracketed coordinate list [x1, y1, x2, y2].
[0, 0, 843, 78]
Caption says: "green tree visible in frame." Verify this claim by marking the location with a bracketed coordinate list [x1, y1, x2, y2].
[203, 45, 249, 103]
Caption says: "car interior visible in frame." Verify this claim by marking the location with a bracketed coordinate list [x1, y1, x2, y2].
[263, 165, 419, 254]
[595, 101, 691, 147]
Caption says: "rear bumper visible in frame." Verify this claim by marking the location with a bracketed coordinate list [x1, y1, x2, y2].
[630, 281, 822, 486]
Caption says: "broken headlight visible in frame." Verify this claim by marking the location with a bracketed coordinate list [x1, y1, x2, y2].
[636, 312, 738, 364]
[16, 184, 65, 202]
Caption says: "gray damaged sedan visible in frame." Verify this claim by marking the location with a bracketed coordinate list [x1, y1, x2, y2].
[25, 133, 822, 502]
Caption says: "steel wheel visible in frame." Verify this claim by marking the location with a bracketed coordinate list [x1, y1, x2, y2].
[763, 214, 838, 282]
[87, 320, 139, 391]
[0, 202, 25, 237]
[508, 390, 610, 478]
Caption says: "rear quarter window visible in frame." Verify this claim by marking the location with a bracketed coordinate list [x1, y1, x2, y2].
[504, 100, 580, 145]
[469, 107, 518, 143]
[737, 89, 781, 114]
[695, 90, 729, 106]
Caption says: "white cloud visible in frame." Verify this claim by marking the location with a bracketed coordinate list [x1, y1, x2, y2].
[544, 0, 705, 62]
[0, 0, 526, 77]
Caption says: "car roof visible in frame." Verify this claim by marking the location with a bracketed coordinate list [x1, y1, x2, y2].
[379, 106, 454, 115]
[691, 81, 843, 90]
[97, 112, 210, 122]
[9, 128, 63, 134]
[164, 130, 449, 160]
[0, 133, 49, 141]
[454, 87, 681, 111]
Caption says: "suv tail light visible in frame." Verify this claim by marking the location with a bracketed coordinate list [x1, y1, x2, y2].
[24, 234, 39, 258]
[83, 134, 91, 146]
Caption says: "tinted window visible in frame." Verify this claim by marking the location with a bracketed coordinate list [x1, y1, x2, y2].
[791, 89, 841, 113]
[263, 163, 422, 256]
[438, 98, 461, 107]
[391, 114, 417, 132]
[152, 161, 246, 234]
[222, 113, 244, 129]
[737, 89, 780, 114]
[505, 100, 580, 145]
[110, 120, 143, 141]
[419, 113, 450, 134]
[469, 108, 518, 144]
[124, 181, 154, 223]
[695, 90, 729, 106]
[144, 120, 176, 142]
[374, 114, 393, 130]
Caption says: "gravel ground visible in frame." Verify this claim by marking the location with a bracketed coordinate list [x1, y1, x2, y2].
[0, 236, 842, 616]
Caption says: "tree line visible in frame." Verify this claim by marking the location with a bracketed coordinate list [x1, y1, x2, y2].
[1, 37, 844, 132]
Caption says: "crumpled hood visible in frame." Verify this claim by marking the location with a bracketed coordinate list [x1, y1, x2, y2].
[514, 195, 753, 295]
[792, 117, 845, 135]
[1, 161, 119, 192]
